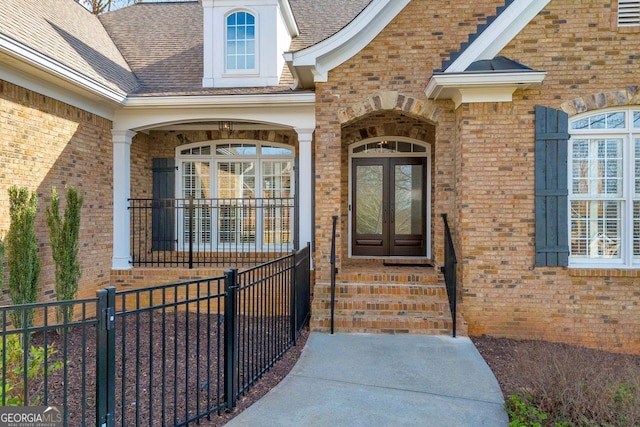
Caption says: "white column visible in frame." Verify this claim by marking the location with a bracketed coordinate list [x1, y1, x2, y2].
[296, 128, 314, 266]
[112, 129, 136, 270]
[202, 0, 215, 87]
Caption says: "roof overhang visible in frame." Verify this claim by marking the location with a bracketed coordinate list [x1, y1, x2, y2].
[425, 0, 551, 108]
[426, 71, 547, 109]
[0, 33, 127, 114]
[279, 0, 299, 37]
[116, 92, 316, 132]
[284, 0, 410, 89]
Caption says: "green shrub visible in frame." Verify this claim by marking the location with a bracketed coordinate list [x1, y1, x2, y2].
[506, 394, 549, 427]
[6, 186, 41, 329]
[46, 186, 83, 324]
[0, 335, 63, 406]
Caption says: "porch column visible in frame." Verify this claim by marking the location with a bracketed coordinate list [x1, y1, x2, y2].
[112, 129, 136, 270]
[296, 128, 314, 261]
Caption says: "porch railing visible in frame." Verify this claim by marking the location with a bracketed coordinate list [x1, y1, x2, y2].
[0, 245, 311, 426]
[129, 197, 295, 268]
[441, 214, 458, 338]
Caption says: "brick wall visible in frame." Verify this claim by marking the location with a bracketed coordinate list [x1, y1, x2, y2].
[454, 0, 640, 353]
[314, 0, 640, 352]
[0, 80, 113, 304]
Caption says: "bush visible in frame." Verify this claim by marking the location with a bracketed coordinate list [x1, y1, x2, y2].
[474, 336, 640, 427]
[6, 186, 41, 328]
[0, 334, 63, 406]
[46, 186, 83, 324]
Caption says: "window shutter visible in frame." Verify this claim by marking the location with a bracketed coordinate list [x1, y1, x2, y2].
[152, 158, 175, 251]
[535, 105, 570, 267]
[618, 0, 640, 27]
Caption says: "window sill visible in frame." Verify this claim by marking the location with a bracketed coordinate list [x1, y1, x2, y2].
[568, 268, 640, 278]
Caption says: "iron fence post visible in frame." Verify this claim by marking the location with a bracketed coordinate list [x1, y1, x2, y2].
[96, 287, 116, 427]
[224, 269, 238, 411]
[290, 249, 297, 346]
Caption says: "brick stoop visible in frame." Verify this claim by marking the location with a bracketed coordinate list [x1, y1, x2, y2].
[311, 267, 456, 335]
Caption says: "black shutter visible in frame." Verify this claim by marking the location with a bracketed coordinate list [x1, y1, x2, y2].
[152, 158, 175, 251]
[535, 105, 570, 266]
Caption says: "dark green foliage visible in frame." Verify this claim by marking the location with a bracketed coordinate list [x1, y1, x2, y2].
[46, 187, 83, 324]
[6, 186, 41, 329]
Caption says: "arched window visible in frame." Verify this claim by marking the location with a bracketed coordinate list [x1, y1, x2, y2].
[226, 11, 256, 71]
[176, 141, 294, 251]
[569, 109, 640, 267]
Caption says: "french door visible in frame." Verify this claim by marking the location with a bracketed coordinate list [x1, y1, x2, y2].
[352, 157, 427, 257]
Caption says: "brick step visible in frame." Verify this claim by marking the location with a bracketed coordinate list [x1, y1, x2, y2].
[314, 283, 448, 299]
[312, 298, 450, 315]
[337, 270, 440, 286]
[311, 314, 452, 335]
[311, 280, 453, 335]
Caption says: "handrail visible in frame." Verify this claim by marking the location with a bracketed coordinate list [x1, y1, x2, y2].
[440, 214, 458, 337]
[330, 215, 339, 334]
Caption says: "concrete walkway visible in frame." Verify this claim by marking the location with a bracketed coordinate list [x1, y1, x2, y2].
[225, 333, 508, 427]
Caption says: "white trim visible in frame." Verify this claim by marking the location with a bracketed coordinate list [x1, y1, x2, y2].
[567, 108, 640, 269]
[444, 0, 551, 73]
[425, 71, 547, 108]
[284, 0, 411, 88]
[347, 137, 432, 259]
[112, 130, 136, 270]
[114, 94, 316, 133]
[278, 0, 299, 36]
[295, 127, 314, 266]
[0, 33, 127, 104]
[123, 93, 315, 108]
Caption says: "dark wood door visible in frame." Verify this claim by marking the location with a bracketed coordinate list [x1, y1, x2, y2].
[352, 157, 426, 257]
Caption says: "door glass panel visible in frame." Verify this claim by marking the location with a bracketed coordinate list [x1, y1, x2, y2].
[356, 165, 383, 235]
[394, 164, 423, 235]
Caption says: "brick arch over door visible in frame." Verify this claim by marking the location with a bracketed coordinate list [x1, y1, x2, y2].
[337, 91, 441, 126]
[560, 87, 640, 116]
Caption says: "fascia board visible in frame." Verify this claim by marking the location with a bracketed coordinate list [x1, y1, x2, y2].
[0, 33, 128, 105]
[428, 71, 547, 89]
[279, 0, 300, 37]
[123, 92, 316, 109]
[445, 0, 551, 73]
[289, 0, 410, 82]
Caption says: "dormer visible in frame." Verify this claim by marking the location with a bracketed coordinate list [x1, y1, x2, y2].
[202, 0, 299, 88]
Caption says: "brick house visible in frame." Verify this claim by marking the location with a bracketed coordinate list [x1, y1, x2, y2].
[1, 0, 639, 353]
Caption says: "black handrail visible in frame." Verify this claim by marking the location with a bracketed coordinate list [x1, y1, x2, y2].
[330, 215, 338, 334]
[441, 214, 458, 338]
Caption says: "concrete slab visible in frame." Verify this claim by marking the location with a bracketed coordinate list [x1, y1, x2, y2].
[225, 333, 508, 427]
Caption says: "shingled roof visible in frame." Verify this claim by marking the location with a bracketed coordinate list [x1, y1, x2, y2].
[0, 0, 139, 95]
[1, 0, 372, 97]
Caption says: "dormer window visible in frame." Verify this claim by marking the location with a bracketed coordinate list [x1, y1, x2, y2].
[226, 11, 256, 71]
[201, 0, 299, 88]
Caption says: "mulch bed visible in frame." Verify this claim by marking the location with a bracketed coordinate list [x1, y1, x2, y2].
[19, 312, 308, 426]
[471, 335, 640, 398]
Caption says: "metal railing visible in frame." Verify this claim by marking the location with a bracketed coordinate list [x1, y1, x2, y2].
[129, 197, 296, 268]
[440, 214, 458, 338]
[330, 215, 338, 334]
[0, 244, 311, 426]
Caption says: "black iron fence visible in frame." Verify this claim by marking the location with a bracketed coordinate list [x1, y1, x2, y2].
[440, 214, 457, 338]
[0, 244, 311, 426]
[129, 197, 295, 268]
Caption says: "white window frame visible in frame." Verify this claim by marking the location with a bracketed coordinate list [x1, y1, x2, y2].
[347, 137, 432, 259]
[175, 140, 295, 252]
[568, 108, 640, 268]
[618, 0, 640, 27]
[225, 9, 258, 75]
